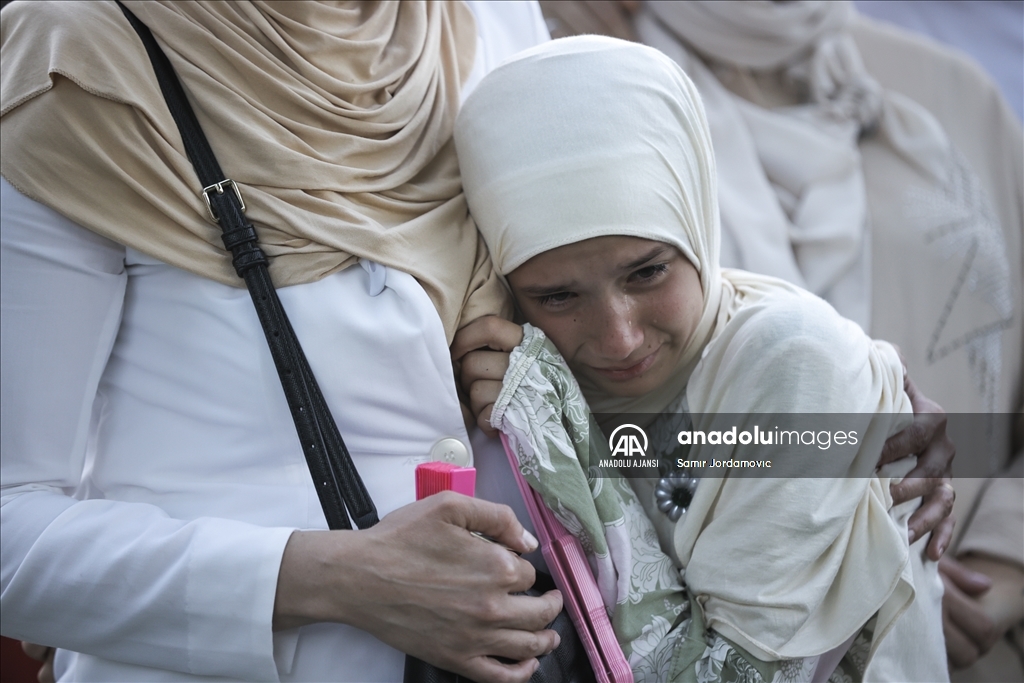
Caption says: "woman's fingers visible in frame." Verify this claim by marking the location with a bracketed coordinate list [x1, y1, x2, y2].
[443, 492, 539, 556]
[274, 494, 562, 679]
[477, 404, 497, 437]
[451, 316, 524, 362]
[944, 619, 981, 670]
[940, 556, 993, 597]
[470, 378, 504, 419]
[921, 512, 956, 561]
[20, 643, 55, 683]
[897, 477, 955, 547]
[463, 654, 541, 683]
[21, 643, 50, 661]
[501, 591, 564, 634]
[941, 560, 999, 668]
[889, 435, 954, 506]
[462, 352, 505, 431]
[457, 333, 515, 431]
[879, 376, 952, 472]
[462, 350, 511, 388]
[459, 622, 563, 683]
[878, 374, 956, 553]
[456, 599, 563, 683]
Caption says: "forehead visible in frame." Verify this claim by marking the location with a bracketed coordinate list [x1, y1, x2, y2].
[508, 236, 670, 285]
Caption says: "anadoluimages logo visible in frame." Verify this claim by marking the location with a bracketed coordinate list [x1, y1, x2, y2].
[608, 423, 648, 458]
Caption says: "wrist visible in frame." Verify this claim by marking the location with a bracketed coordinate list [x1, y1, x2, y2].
[273, 529, 359, 631]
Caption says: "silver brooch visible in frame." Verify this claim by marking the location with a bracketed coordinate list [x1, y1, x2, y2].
[655, 471, 699, 521]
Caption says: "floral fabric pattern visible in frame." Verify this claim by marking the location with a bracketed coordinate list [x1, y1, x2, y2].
[489, 325, 869, 683]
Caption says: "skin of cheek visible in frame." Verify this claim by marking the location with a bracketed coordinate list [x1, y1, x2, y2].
[508, 236, 703, 399]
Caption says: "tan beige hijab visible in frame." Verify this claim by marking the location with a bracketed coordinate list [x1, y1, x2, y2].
[0, 0, 510, 341]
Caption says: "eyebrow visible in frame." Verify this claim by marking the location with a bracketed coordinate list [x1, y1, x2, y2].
[517, 245, 671, 297]
[621, 245, 669, 270]
[518, 281, 577, 297]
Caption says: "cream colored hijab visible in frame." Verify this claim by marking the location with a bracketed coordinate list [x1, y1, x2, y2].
[637, 0, 963, 333]
[0, 0, 509, 341]
[456, 36, 924, 668]
[455, 35, 724, 417]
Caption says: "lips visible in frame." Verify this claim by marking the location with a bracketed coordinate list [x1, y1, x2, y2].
[590, 348, 659, 381]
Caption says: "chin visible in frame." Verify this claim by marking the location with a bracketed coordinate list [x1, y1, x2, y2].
[590, 374, 662, 399]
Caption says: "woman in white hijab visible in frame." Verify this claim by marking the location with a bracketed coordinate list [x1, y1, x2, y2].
[453, 36, 942, 682]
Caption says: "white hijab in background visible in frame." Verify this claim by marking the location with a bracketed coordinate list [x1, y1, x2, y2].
[637, 0, 964, 332]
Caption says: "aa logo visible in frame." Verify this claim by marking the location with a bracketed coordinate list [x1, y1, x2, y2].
[608, 424, 648, 458]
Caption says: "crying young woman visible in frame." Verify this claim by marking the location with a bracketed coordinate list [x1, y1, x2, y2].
[451, 37, 951, 683]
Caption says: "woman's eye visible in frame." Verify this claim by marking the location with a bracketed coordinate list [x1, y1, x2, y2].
[630, 263, 668, 283]
[537, 291, 576, 307]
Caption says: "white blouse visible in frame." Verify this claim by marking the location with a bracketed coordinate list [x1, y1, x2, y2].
[0, 4, 550, 681]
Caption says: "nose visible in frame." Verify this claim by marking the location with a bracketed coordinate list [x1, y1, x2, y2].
[592, 296, 644, 362]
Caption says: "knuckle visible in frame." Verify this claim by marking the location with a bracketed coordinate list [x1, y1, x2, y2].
[490, 502, 517, 532]
[431, 490, 464, 514]
[493, 553, 522, 586]
[918, 455, 943, 477]
[497, 502, 518, 525]
[482, 315, 504, 340]
[475, 595, 505, 625]
[924, 453, 948, 476]
[908, 422, 928, 450]
[528, 632, 550, 657]
[536, 630, 559, 656]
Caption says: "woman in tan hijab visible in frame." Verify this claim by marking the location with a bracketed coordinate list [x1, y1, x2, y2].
[0, 2, 560, 682]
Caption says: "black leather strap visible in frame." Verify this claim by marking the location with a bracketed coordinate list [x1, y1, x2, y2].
[118, 2, 378, 531]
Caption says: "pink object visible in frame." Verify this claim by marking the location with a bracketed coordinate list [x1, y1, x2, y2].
[501, 434, 634, 683]
[415, 461, 477, 500]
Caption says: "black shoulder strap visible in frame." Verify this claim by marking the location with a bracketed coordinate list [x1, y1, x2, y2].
[117, 2, 378, 531]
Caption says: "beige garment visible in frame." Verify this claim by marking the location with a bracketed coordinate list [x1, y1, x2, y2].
[0, 0, 510, 341]
[456, 35, 918, 666]
[955, 459, 1024, 568]
[949, 454, 1024, 683]
[677, 270, 916, 664]
[641, 0, 905, 332]
[849, 15, 1023, 472]
[847, 25, 1024, 677]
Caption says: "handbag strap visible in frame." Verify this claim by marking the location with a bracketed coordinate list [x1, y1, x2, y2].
[117, 3, 378, 531]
